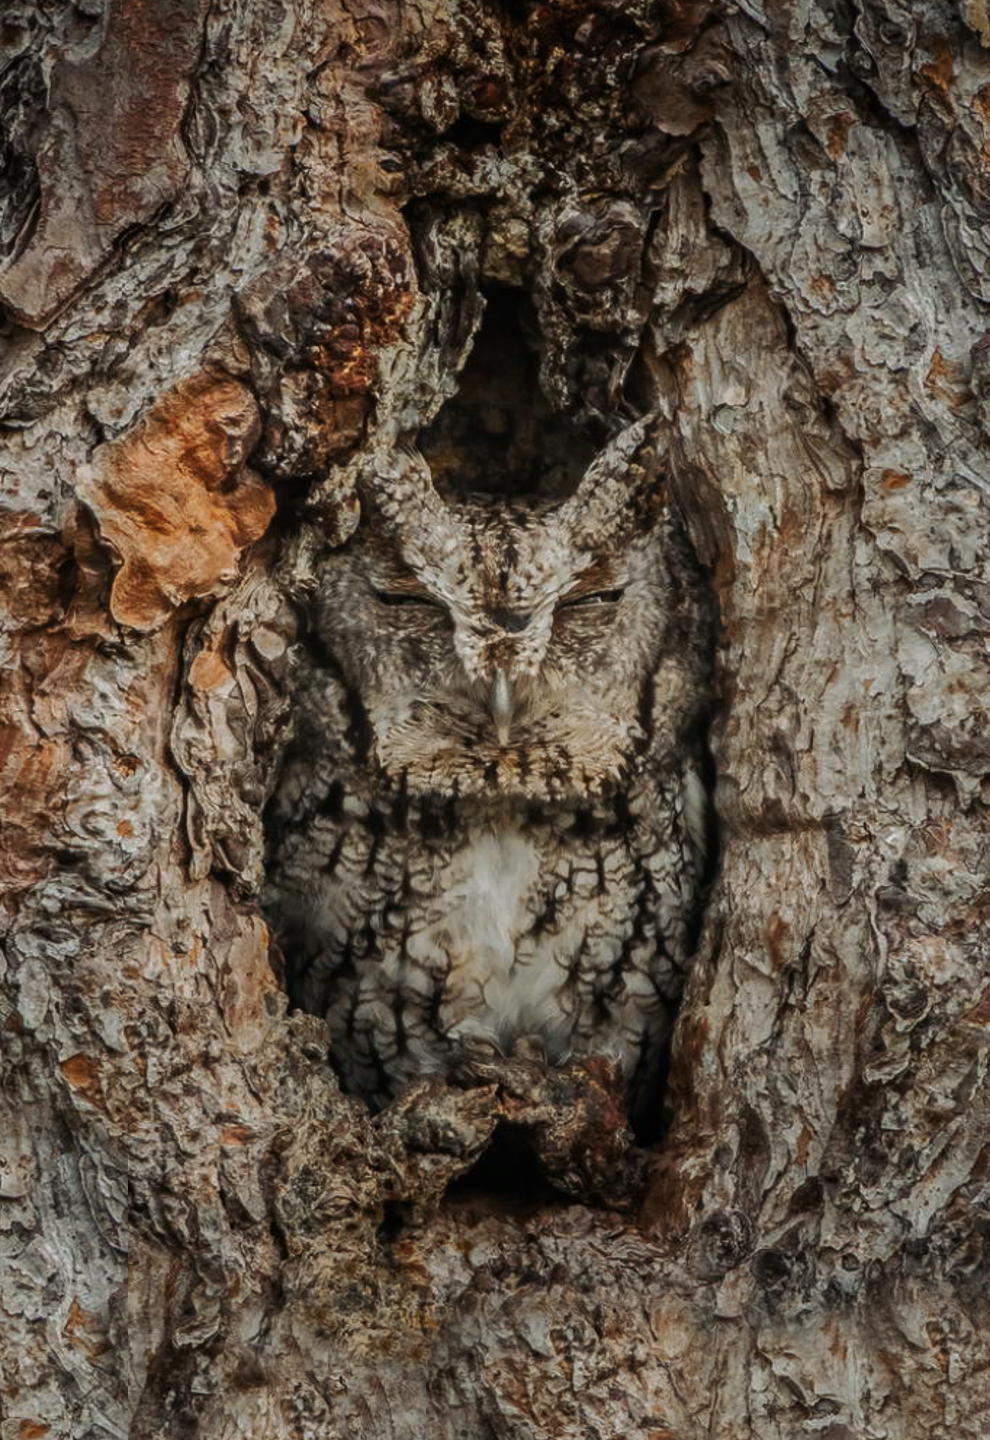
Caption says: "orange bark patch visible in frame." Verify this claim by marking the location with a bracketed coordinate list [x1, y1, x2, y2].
[840, 702, 860, 732]
[817, 358, 855, 394]
[61, 1054, 104, 1108]
[18, 1424, 50, 1439]
[221, 1123, 257, 1145]
[0, 728, 71, 892]
[919, 41, 954, 95]
[0, 521, 67, 627]
[777, 501, 806, 546]
[79, 373, 274, 630]
[222, 915, 282, 1051]
[924, 1320, 950, 1372]
[0, 520, 83, 885]
[63, 1299, 110, 1358]
[924, 347, 971, 410]
[879, 469, 911, 491]
[825, 1314, 849, 1362]
[794, 1124, 812, 1166]
[825, 111, 856, 158]
[188, 646, 236, 692]
[766, 912, 790, 968]
[808, 273, 836, 298]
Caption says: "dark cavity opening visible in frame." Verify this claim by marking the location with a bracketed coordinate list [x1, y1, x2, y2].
[444, 1123, 576, 1212]
[377, 1198, 414, 1244]
[419, 285, 596, 500]
[442, 114, 505, 153]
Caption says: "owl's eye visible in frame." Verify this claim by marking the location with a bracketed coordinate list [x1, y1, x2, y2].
[374, 590, 446, 612]
[558, 588, 625, 610]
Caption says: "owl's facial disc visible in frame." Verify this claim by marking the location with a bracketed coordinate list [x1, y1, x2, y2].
[317, 501, 668, 802]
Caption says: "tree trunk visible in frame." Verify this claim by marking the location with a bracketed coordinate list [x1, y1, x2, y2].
[2, 2, 988, 1437]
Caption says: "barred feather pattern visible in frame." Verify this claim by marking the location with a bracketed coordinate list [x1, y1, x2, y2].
[264, 426, 711, 1113]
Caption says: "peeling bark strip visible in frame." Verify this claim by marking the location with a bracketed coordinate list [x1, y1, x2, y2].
[0, 3, 988, 1440]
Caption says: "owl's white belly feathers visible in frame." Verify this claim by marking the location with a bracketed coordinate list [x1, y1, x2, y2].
[410, 827, 567, 1053]
[272, 773, 701, 1107]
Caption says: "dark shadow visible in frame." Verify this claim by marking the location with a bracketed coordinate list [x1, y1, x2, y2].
[444, 1123, 576, 1214]
[442, 115, 504, 152]
[420, 285, 596, 500]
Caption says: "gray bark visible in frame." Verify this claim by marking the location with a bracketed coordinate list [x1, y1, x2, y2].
[1, 2, 988, 1437]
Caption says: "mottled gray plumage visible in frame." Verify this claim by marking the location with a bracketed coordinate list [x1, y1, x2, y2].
[264, 421, 710, 1114]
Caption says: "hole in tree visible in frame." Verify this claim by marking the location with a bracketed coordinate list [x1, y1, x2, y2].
[442, 114, 505, 152]
[444, 1124, 575, 1212]
[377, 1198, 414, 1243]
[257, 268, 717, 1210]
[419, 285, 597, 500]
[497, 0, 539, 21]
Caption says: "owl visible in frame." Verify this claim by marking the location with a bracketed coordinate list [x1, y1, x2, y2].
[264, 419, 710, 1123]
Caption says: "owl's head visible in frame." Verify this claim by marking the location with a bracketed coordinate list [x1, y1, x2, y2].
[314, 421, 700, 803]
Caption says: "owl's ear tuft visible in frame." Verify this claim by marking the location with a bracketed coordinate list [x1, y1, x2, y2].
[357, 444, 447, 535]
[305, 474, 362, 547]
[562, 416, 669, 549]
[307, 441, 449, 551]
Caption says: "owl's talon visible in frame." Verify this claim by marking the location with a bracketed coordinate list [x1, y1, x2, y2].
[453, 1051, 542, 1102]
[451, 1059, 507, 1094]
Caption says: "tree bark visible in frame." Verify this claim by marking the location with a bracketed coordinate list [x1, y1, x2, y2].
[1, 2, 988, 1437]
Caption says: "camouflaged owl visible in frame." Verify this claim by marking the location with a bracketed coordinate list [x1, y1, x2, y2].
[264, 419, 711, 1120]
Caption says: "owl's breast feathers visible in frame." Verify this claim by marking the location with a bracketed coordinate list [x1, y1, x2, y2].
[266, 742, 706, 1107]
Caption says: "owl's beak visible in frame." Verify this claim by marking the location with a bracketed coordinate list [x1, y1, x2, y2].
[490, 669, 513, 745]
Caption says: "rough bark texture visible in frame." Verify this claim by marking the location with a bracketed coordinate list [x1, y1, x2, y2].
[1, 2, 988, 1437]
